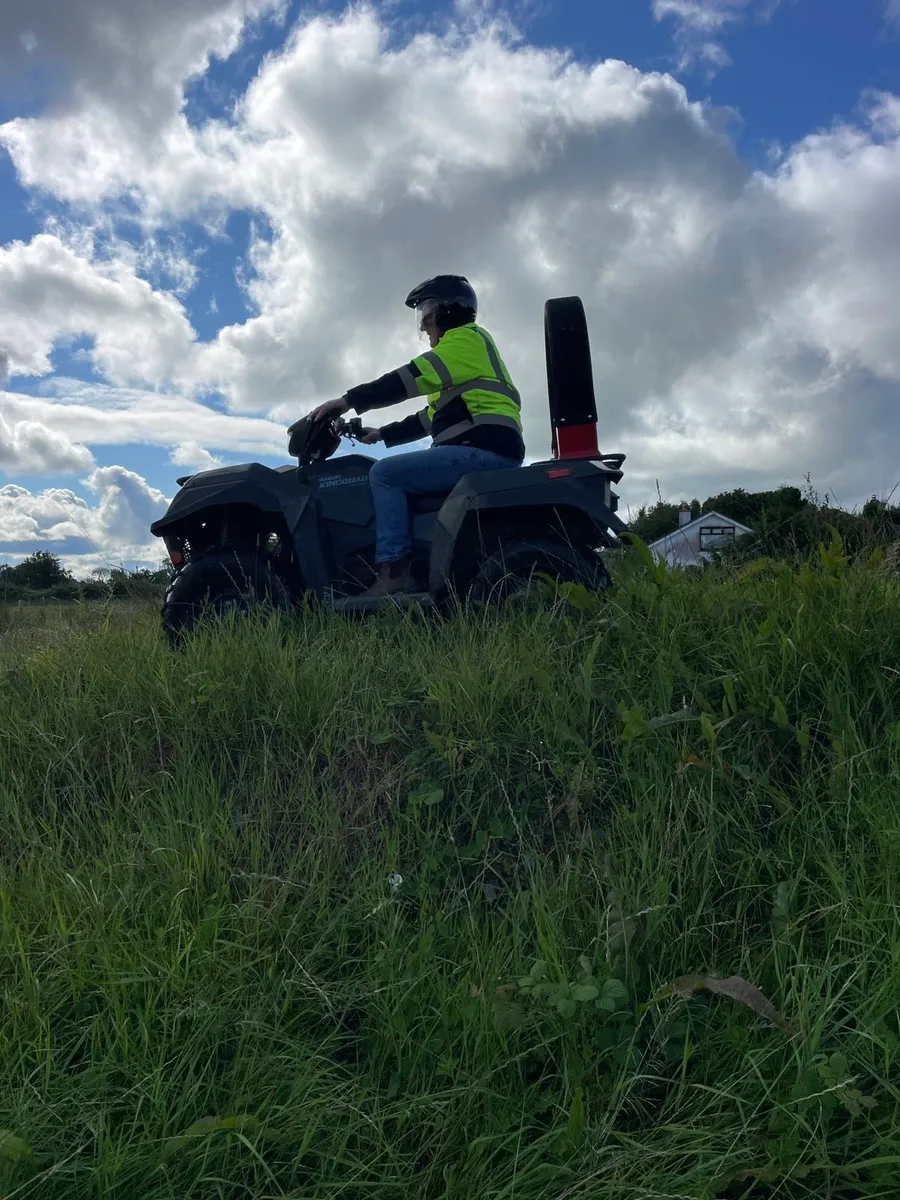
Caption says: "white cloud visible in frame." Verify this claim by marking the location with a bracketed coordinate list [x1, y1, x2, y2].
[0, 234, 196, 385]
[652, 0, 779, 74]
[0, 380, 286, 558]
[0, 410, 95, 475]
[887, 1, 900, 28]
[653, 0, 753, 33]
[170, 441, 223, 471]
[0, 484, 85, 545]
[0, 467, 169, 568]
[698, 41, 732, 72]
[1, 0, 283, 132]
[0, 4, 899, 572]
[1, 381, 287, 457]
[84, 465, 169, 547]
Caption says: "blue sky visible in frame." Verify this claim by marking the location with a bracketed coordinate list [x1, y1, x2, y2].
[535, 0, 900, 151]
[1, 0, 899, 570]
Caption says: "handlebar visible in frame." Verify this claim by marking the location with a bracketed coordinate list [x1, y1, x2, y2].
[333, 416, 365, 441]
[598, 453, 625, 470]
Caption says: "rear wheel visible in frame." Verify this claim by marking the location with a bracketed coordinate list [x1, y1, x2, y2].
[161, 551, 290, 645]
[467, 536, 611, 605]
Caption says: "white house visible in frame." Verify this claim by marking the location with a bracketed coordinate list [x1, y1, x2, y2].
[648, 507, 754, 568]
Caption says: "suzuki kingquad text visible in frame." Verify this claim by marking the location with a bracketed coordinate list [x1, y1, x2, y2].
[150, 297, 628, 641]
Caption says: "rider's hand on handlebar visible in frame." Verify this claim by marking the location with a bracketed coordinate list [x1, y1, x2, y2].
[360, 428, 382, 445]
[311, 397, 350, 421]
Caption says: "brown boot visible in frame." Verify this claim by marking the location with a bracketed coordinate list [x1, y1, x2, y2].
[359, 559, 417, 598]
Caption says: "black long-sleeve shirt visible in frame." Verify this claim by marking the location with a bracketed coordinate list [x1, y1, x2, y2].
[344, 369, 428, 448]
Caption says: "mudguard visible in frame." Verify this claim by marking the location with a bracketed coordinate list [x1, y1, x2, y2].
[150, 463, 310, 538]
[149, 460, 365, 598]
[427, 459, 628, 595]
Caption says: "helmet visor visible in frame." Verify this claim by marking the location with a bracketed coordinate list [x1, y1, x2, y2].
[416, 298, 439, 341]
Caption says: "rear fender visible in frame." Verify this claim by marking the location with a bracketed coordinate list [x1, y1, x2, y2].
[427, 462, 627, 596]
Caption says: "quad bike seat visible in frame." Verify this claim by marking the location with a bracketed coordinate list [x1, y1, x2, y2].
[408, 467, 517, 516]
[410, 491, 450, 515]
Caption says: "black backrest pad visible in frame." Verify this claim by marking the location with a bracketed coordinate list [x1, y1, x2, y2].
[544, 296, 598, 428]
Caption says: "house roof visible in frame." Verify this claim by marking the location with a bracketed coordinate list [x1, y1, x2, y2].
[647, 510, 754, 550]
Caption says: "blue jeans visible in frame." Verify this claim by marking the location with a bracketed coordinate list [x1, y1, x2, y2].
[368, 445, 521, 563]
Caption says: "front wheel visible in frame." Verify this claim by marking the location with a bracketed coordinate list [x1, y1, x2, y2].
[467, 536, 612, 605]
[161, 551, 291, 645]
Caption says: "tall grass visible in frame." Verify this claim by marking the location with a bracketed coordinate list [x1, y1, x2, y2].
[1, 554, 898, 1198]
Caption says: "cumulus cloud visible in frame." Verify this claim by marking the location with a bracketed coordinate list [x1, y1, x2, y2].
[84, 465, 169, 546]
[0, 484, 86, 546]
[170, 441, 224, 471]
[4, 11, 750, 420]
[0, 467, 169, 567]
[1, 0, 282, 130]
[0, 234, 196, 384]
[0, 410, 95, 475]
[0, 3, 899, 570]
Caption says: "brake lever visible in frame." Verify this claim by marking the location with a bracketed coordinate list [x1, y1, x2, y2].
[338, 417, 364, 442]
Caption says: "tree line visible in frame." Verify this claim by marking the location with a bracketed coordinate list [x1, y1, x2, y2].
[0, 551, 172, 602]
[628, 485, 900, 560]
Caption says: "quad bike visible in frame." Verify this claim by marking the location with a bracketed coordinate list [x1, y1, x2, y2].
[150, 296, 628, 642]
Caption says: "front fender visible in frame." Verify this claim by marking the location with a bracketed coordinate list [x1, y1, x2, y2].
[150, 464, 309, 538]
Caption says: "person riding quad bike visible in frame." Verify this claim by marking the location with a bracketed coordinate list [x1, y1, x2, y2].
[150, 292, 628, 642]
[306, 275, 524, 602]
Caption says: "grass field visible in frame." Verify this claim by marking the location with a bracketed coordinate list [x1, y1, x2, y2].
[1, 551, 899, 1199]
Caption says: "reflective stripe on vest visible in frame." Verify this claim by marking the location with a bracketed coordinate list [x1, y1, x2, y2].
[420, 351, 453, 390]
[431, 413, 522, 446]
[396, 365, 420, 400]
[434, 376, 521, 411]
[471, 327, 521, 406]
[430, 327, 521, 413]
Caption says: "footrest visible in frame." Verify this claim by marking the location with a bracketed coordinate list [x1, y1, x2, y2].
[330, 591, 433, 615]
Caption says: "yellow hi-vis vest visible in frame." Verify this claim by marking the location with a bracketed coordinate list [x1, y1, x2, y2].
[396, 323, 522, 444]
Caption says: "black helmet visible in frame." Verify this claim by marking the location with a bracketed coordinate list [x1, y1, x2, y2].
[405, 275, 477, 331]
